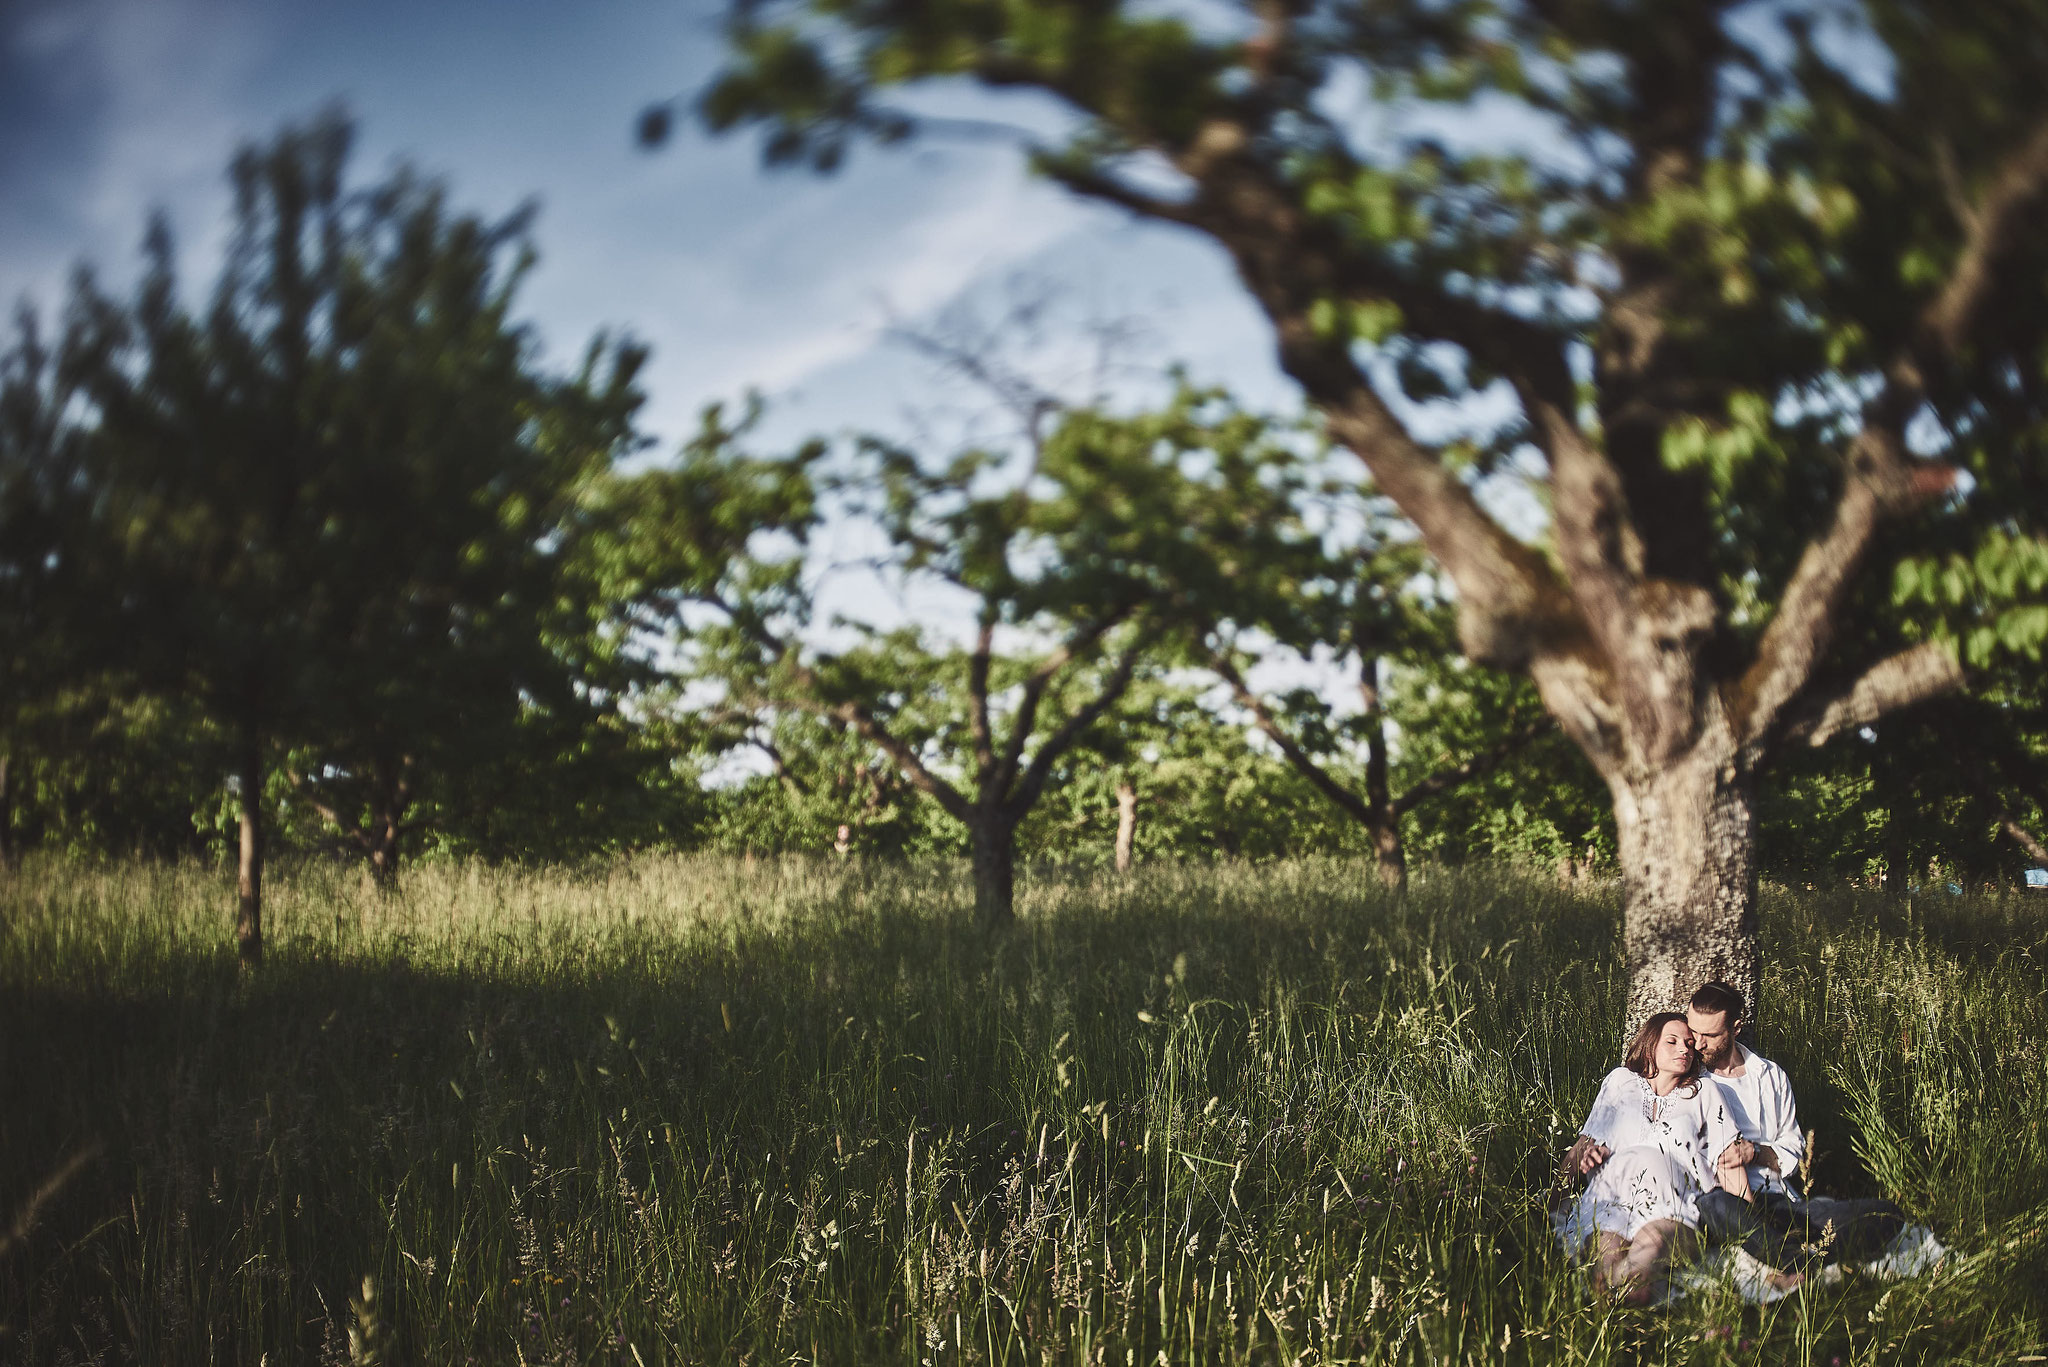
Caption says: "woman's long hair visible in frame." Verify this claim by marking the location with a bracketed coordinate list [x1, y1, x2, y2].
[1623, 1011, 1701, 1091]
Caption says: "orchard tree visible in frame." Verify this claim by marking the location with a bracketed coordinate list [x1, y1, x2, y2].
[0, 306, 103, 867]
[90, 111, 644, 956]
[1198, 533, 1552, 889]
[653, 0, 2048, 1020]
[589, 387, 1313, 923]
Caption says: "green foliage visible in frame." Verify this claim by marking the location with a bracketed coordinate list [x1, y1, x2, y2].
[684, 0, 2048, 916]
[6, 111, 669, 873]
[1391, 660, 1611, 870]
[3, 857, 2043, 1362]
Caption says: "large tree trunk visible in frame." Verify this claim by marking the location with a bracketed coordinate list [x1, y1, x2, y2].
[1611, 732, 1759, 1033]
[1359, 658, 1406, 890]
[969, 814, 1016, 927]
[236, 727, 265, 967]
[1114, 779, 1136, 874]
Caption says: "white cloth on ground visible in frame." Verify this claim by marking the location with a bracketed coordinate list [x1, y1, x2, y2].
[1671, 1224, 1948, 1305]
[1705, 1044, 1803, 1196]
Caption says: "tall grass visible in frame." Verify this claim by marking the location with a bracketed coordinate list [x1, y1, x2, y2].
[1, 855, 2042, 1364]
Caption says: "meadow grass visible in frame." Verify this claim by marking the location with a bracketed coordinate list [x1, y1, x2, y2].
[1, 855, 2043, 1365]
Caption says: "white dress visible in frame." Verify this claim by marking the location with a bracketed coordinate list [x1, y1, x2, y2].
[1557, 1066, 1742, 1246]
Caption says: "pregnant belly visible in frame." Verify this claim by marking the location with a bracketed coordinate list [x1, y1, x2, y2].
[1587, 1145, 1695, 1210]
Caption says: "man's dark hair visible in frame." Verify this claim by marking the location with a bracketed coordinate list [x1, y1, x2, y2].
[1689, 980, 1745, 1023]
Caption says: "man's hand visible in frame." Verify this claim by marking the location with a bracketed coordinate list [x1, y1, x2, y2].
[1570, 1136, 1612, 1176]
[1716, 1138, 1783, 1174]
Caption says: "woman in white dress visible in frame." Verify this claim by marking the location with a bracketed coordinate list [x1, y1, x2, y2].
[1552, 1012, 1768, 1304]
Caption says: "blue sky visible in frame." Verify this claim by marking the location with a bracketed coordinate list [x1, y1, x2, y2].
[0, 0, 1289, 454]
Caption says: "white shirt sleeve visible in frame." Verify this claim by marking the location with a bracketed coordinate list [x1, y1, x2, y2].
[1579, 1068, 1635, 1149]
[1756, 1058, 1804, 1186]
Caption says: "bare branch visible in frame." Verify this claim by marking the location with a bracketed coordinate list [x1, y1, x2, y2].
[1010, 627, 1157, 816]
[1781, 641, 1965, 749]
[1393, 715, 1553, 815]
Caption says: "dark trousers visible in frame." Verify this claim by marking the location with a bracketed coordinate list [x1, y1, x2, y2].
[1696, 1189, 1906, 1271]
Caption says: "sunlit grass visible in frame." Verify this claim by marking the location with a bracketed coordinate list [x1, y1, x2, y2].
[2, 855, 2043, 1364]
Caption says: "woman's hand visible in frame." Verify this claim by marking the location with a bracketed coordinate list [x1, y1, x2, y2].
[1715, 1144, 1754, 1201]
[1550, 1135, 1609, 1212]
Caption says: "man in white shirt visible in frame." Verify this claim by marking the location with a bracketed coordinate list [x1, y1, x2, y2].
[1687, 982, 1804, 1195]
[1687, 981, 1904, 1271]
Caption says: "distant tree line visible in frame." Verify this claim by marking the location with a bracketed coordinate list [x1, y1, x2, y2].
[4, 110, 2047, 966]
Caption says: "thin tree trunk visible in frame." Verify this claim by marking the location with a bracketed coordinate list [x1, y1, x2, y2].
[1360, 657, 1407, 889]
[1611, 728, 1759, 1035]
[1114, 780, 1136, 874]
[0, 750, 13, 871]
[369, 816, 401, 890]
[236, 726, 265, 967]
[970, 814, 1016, 927]
[367, 757, 408, 891]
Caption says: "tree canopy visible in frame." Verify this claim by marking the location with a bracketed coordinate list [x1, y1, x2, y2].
[668, 0, 2048, 1018]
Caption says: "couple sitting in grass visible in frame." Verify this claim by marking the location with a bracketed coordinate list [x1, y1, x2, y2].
[1551, 981, 1907, 1305]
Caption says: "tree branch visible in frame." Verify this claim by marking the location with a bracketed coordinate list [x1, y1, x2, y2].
[1393, 715, 1553, 815]
[1009, 627, 1157, 817]
[1043, 106, 1583, 676]
[1749, 120, 2048, 747]
[1209, 648, 1381, 830]
[995, 605, 1134, 795]
[751, 733, 810, 799]
[1037, 159, 1202, 228]
[1738, 426, 1953, 747]
[1999, 812, 2048, 868]
[1917, 115, 2048, 367]
[781, 693, 973, 824]
[1780, 641, 1965, 749]
[285, 771, 370, 852]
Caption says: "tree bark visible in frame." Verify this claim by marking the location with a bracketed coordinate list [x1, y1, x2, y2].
[970, 813, 1016, 927]
[1610, 725, 1759, 1034]
[235, 726, 265, 967]
[366, 754, 412, 891]
[1114, 779, 1136, 873]
[368, 815, 401, 890]
[1359, 657, 1406, 890]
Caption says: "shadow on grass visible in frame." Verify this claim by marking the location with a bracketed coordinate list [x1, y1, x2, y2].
[2, 858, 2041, 1365]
